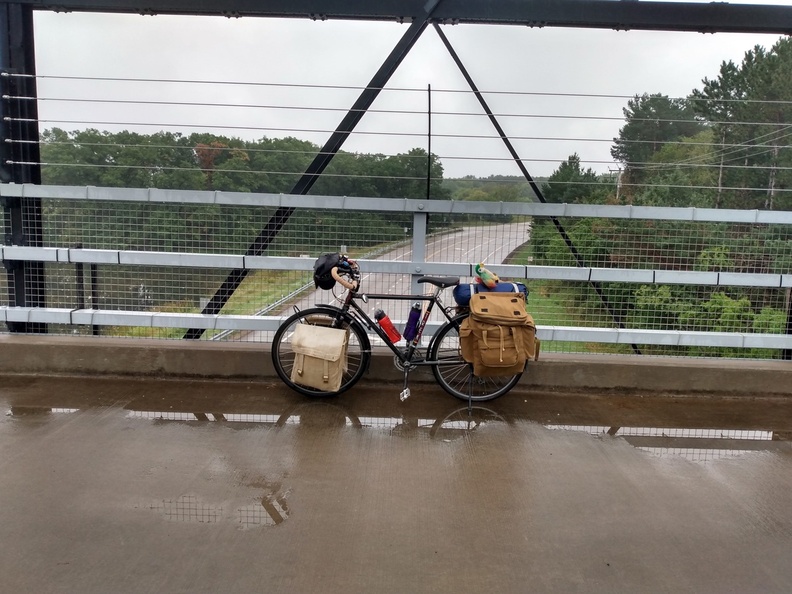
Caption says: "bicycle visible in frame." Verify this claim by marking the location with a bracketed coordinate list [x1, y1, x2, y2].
[271, 255, 525, 402]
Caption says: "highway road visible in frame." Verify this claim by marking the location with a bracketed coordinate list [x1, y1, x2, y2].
[269, 221, 531, 332]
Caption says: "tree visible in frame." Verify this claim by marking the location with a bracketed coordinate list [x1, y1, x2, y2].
[542, 153, 607, 204]
[691, 38, 792, 210]
[611, 94, 705, 185]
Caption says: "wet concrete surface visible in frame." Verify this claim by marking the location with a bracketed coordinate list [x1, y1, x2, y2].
[2, 375, 792, 594]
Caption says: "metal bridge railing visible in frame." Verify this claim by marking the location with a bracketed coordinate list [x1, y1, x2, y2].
[2, 183, 792, 358]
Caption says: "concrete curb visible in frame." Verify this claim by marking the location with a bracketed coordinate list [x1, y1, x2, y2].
[2, 334, 791, 395]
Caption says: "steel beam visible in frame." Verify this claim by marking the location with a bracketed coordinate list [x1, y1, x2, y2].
[434, 23, 640, 354]
[1, 2, 45, 333]
[3, 0, 792, 34]
[183, 0, 441, 339]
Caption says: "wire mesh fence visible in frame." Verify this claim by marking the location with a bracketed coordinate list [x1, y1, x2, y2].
[3, 189, 792, 359]
[3, 59, 792, 356]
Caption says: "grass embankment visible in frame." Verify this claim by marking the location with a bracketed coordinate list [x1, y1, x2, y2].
[107, 269, 312, 339]
[506, 245, 629, 354]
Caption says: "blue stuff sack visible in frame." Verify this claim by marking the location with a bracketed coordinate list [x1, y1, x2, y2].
[453, 281, 529, 307]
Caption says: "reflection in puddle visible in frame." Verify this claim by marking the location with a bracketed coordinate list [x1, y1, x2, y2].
[7, 407, 79, 416]
[149, 495, 222, 524]
[546, 424, 788, 462]
[123, 404, 791, 461]
[126, 411, 283, 424]
[239, 491, 291, 528]
[125, 405, 505, 442]
[12, 398, 790, 465]
[145, 489, 291, 529]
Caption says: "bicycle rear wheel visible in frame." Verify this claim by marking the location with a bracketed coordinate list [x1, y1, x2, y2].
[271, 307, 371, 397]
[429, 313, 522, 401]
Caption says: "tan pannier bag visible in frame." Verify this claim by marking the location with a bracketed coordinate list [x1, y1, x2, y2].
[290, 323, 349, 392]
[469, 292, 529, 325]
[460, 292, 538, 377]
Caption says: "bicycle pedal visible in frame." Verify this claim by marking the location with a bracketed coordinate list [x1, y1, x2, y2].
[399, 388, 411, 401]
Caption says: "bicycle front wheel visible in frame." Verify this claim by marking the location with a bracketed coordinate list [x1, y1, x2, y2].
[429, 314, 523, 402]
[271, 307, 371, 397]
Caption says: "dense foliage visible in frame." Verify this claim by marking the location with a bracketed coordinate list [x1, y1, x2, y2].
[528, 38, 792, 355]
[39, 130, 452, 255]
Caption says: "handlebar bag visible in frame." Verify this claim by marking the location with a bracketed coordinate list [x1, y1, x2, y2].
[290, 323, 349, 392]
[313, 253, 342, 290]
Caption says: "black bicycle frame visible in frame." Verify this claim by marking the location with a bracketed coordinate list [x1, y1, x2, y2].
[323, 286, 459, 368]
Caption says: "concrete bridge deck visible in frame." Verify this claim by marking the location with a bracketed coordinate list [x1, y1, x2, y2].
[2, 371, 792, 593]
[3, 335, 792, 592]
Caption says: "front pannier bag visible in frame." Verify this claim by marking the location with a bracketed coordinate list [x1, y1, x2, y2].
[459, 292, 538, 377]
[290, 323, 349, 392]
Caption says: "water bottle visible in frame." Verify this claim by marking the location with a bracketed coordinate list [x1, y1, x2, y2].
[374, 309, 401, 343]
[403, 302, 422, 342]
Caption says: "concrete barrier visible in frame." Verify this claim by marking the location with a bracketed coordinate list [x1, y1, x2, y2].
[2, 334, 792, 395]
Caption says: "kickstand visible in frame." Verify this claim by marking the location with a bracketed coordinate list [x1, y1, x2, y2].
[400, 367, 411, 402]
[467, 364, 473, 413]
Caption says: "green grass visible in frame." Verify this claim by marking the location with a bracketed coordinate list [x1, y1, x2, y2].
[525, 282, 632, 355]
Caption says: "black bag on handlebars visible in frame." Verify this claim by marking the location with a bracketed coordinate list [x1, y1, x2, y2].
[313, 253, 343, 290]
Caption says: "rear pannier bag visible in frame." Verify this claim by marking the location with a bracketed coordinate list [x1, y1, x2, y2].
[290, 323, 349, 392]
[452, 282, 528, 308]
[459, 292, 538, 377]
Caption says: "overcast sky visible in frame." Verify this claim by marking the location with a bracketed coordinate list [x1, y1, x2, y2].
[31, 4, 792, 179]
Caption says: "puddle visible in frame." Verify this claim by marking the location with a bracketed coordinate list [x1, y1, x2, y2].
[7, 406, 79, 417]
[8, 385, 792, 464]
[123, 401, 508, 443]
[545, 424, 790, 462]
[142, 488, 291, 530]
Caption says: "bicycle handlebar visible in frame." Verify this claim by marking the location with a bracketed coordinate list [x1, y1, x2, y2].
[330, 257, 360, 291]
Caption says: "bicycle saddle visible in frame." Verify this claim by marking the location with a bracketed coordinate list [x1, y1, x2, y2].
[418, 276, 460, 288]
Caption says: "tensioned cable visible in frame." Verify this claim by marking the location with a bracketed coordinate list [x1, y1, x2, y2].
[14, 131, 792, 175]
[16, 132, 792, 153]
[2, 160, 435, 182]
[7, 94, 792, 129]
[11, 158, 792, 193]
[12, 137, 740, 174]
[10, 71, 792, 107]
[16, 137, 792, 173]
[12, 115, 792, 152]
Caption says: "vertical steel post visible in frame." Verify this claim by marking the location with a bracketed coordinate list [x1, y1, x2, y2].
[410, 84, 432, 295]
[783, 288, 792, 361]
[1, 3, 45, 333]
[411, 210, 428, 295]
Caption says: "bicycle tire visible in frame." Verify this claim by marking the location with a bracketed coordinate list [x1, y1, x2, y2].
[429, 313, 522, 402]
[271, 307, 371, 397]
